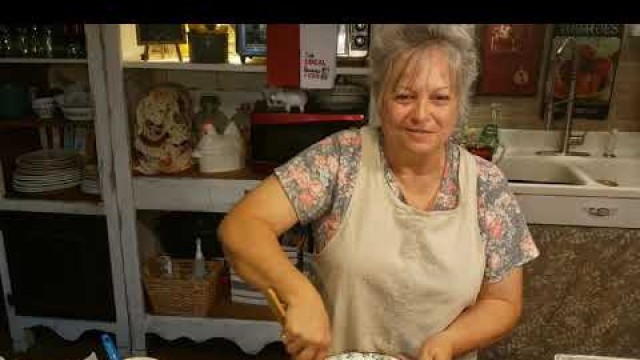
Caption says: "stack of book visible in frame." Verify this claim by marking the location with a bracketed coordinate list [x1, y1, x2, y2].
[229, 245, 299, 305]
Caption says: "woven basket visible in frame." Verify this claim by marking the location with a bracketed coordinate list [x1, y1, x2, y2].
[143, 257, 223, 317]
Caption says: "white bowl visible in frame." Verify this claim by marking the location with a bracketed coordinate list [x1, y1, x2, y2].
[327, 352, 398, 360]
[32, 97, 55, 119]
[62, 106, 94, 121]
[54, 94, 65, 107]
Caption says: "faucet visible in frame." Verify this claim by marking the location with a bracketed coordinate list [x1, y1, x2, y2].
[537, 37, 590, 157]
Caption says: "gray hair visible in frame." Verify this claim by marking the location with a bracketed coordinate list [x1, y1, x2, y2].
[368, 24, 479, 125]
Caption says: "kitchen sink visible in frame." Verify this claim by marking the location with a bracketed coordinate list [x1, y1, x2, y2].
[573, 159, 640, 188]
[496, 157, 586, 186]
[493, 155, 640, 228]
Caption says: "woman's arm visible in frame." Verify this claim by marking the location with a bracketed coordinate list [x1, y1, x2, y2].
[219, 130, 357, 360]
[218, 175, 312, 302]
[417, 268, 523, 360]
[218, 175, 331, 360]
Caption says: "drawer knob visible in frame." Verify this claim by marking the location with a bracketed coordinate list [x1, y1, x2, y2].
[585, 207, 615, 217]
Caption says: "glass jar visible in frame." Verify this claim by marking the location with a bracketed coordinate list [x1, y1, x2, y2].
[13, 26, 29, 57]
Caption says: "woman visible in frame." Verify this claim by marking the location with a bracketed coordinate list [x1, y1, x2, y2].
[219, 24, 539, 360]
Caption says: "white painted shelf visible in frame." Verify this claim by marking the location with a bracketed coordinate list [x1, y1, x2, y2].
[0, 197, 104, 215]
[123, 61, 266, 72]
[122, 60, 369, 75]
[17, 316, 118, 340]
[336, 66, 370, 75]
[133, 176, 259, 213]
[0, 58, 88, 64]
[145, 315, 280, 355]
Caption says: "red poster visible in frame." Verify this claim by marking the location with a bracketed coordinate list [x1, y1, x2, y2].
[477, 24, 545, 96]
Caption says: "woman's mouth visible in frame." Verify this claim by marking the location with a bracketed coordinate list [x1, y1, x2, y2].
[405, 128, 431, 134]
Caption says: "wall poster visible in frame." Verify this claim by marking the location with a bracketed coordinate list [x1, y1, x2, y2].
[543, 24, 624, 120]
[477, 24, 546, 96]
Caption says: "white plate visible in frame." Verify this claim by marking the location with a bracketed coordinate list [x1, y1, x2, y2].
[327, 352, 398, 360]
[81, 187, 100, 195]
[14, 176, 82, 184]
[13, 180, 82, 189]
[16, 165, 79, 174]
[82, 180, 99, 186]
[13, 181, 80, 193]
[17, 149, 79, 164]
[13, 177, 81, 186]
[14, 170, 82, 180]
[17, 162, 79, 170]
[13, 181, 79, 190]
[555, 355, 640, 360]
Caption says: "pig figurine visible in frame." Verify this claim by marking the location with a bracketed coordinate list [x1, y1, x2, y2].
[264, 89, 308, 113]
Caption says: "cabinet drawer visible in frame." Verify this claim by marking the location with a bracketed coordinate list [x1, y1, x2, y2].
[516, 194, 640, 228]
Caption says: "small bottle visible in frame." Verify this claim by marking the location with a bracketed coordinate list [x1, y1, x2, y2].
[158, 255, 173, 279]
[488, 102, 502, 147]
[604, 128, 618, 158]
[193, 237, 207, 280]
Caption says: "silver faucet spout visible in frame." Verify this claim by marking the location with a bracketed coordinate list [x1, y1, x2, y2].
[555, 37, 573, 56]
[561, 39, 579, 155]
[538, 36, 590, 157]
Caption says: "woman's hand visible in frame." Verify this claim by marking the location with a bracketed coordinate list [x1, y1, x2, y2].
[282, 286, 332, 360]
[417, 332, 455, 360]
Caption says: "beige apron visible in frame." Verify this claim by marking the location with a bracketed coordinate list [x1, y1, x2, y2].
[311, 126, 485, 360]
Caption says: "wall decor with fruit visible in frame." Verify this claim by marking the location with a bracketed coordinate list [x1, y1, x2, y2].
[543, 24, 624, 120]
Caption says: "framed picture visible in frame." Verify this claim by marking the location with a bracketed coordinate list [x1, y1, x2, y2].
[136, 24, 187, 45]
[542, 24, 624, 120]
[476, 24, 546, 96]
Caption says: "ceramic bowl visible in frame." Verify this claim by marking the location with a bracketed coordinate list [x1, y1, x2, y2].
[327, 352, 399, 360]
[62, 106, 94, 121]
[32, 97, 56, 119]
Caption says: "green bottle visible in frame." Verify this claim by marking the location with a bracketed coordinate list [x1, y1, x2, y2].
[479, 103, 501, 149]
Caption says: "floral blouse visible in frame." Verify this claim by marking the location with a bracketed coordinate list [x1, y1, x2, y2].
[275, 127, 539, 283]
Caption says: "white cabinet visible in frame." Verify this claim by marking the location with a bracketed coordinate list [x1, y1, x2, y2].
[0, 24, 130, 354]
[101, 24, 298, 355]
[0, 24, 369, 356]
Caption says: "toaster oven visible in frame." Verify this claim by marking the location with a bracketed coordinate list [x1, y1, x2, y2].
[337, 24, 370, 58]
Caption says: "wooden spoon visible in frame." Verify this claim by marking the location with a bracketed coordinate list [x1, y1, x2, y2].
[265, 288, 287, 325]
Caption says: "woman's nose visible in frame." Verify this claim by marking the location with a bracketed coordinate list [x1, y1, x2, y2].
[413, 97, 432, 123]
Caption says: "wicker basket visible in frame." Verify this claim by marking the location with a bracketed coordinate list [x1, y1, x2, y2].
[143, 257, 224, 317]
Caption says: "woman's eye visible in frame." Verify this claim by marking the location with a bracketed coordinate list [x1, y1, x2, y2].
[432, 94, 450, 102]
[394, 93, 413, 101]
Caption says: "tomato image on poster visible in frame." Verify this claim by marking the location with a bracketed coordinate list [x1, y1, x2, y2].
[546, 24, 624, 120]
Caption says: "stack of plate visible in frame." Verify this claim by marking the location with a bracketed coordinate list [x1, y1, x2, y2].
[12, 150, 82, 193]
[230, 245, 299, 306]
[81, 164, 101, 195]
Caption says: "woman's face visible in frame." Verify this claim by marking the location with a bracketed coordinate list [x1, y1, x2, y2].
[381, 46, 459, 158]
